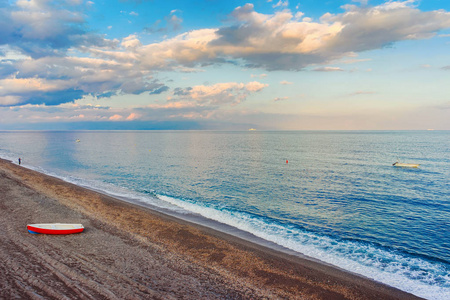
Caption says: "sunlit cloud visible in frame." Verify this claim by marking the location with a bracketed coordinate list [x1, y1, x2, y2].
[313, 67, 344, 72]
[84, 1, 450, 74]
[109, 114, 123, 120]
[171, 81, 268, 106]
[126, 113, 140, 120]
[280, 80, 293, 85]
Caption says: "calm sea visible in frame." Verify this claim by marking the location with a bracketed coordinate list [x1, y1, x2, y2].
[0, 130, 449, 299]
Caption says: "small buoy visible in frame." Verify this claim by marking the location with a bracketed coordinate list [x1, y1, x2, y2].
[149, 149, 151, 152]
[286, 160, 288, 164]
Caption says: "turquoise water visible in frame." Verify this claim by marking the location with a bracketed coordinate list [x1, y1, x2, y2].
[0, 130, 449, 299]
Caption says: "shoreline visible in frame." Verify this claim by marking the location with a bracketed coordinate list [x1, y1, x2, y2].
[0, 158, 422, 299]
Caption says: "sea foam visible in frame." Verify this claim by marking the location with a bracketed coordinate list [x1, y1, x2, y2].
[154, 193, 450, 300]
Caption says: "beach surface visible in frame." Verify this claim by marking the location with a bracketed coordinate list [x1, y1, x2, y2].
[0, 158, 422, 300]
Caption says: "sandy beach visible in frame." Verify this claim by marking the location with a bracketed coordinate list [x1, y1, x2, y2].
[0, 158, 422, 300]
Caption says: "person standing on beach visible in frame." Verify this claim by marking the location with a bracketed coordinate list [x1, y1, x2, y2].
[18, 158, 21, 165]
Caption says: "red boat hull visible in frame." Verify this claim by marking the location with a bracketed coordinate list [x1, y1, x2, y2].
[27, 224, 84, 235]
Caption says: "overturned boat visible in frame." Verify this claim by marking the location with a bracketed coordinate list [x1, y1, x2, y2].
[27, 223, 84, 234]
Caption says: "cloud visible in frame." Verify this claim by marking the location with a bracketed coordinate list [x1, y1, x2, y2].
[251, 73, 268, 78]
[144, 11, 183, 34]
[313, 67, 344, 72]
[274, 96, 289, 101]
[0, 0, 113, 58]
[109, 114, 123, 120]
[126, 113, 140, 120]
[121, 34, 142, 49]
[71, 103, 110, 110]
[0, 95, 22, 106]
[149, 86, 170, 95]
[273, 1, 289, 9]
[167, 15, 183, 31]
[280, 80, 293, 85]
[2, 0, 450, 108]
[170, 81, 268, 106]
[88, 2, 450, 72]
[202, 2, 449, 70]
[0, 76, 85, 106]
[2, 50, 168, 105]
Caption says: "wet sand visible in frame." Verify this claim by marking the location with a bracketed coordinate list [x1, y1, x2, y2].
[0, 158, 422, 299]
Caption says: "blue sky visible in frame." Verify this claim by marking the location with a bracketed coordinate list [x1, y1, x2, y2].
[1, 0, 449, 130]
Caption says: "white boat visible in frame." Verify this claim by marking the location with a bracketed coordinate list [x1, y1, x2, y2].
[27, 223, 84, 234]
[393, 162, 420, 168]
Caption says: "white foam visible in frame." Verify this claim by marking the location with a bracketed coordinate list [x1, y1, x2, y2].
[154, 194, 450, 300]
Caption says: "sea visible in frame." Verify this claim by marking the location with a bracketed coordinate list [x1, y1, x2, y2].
[0, 130, 448, 299]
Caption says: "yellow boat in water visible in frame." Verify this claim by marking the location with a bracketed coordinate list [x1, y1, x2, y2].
[393, 162, 420, 168]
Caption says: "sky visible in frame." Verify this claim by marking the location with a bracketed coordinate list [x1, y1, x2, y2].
[0, 0, 449, 130]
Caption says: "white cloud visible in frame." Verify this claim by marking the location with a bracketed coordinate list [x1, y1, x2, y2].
[294, 12, 304, 20]
[11, 0, 84, 40]
[121, 34, 142, 49]
[172, 81, 268, 106]
[0, 95, 22, 106]
[143, 1, 448, 70]
[280, 80, 293, 85]
[273, 1, 289, 9]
